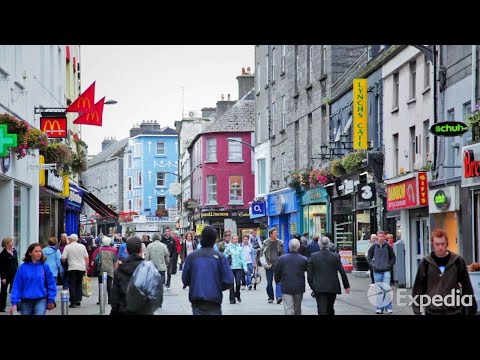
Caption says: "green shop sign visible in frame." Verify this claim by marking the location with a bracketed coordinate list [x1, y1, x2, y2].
[0, 124, 18, 157]
[302, 187, 328, 204]
[429, 121, 468, 137]
[434, 189, 450, 210]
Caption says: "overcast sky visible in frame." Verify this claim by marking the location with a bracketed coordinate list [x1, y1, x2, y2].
[80, 45, 254, 155]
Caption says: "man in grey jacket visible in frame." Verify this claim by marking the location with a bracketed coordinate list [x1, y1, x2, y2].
[366, 230, 396, 314]
[145, 233, 170, 290]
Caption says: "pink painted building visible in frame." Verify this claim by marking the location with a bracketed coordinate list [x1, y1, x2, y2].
[188, 86, 255, 238]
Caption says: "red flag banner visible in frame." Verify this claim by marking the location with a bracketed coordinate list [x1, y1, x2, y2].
[66, 81, 95, 113]
[73, 97, 105, 126]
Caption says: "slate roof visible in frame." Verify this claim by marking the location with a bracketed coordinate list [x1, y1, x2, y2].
[87, 137, 129, 167]
[201, 89, 255, 134]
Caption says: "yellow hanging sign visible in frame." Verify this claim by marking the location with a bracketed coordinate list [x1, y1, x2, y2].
[353, 78, 368, 150]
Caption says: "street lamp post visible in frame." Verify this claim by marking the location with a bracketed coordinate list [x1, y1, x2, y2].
[226, 137, 254, 151]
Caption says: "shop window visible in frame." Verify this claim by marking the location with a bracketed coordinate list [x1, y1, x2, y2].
[303, 204, 327, 237]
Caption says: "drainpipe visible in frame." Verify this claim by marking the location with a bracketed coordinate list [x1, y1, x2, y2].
[432, 45, 439, 180]
[472, 45, 477, 110]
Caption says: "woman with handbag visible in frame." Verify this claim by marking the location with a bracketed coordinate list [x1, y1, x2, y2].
[9, 243, 57, 315]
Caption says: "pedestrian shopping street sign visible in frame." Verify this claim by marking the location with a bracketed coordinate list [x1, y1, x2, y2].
[0, 124, 17, 157]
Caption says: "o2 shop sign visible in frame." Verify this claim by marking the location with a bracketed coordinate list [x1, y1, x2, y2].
[430, 121, 468, 137]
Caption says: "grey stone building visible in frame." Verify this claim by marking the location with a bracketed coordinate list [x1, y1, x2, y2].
[430, 45, 478, 263]
[82, 137, 129, 235]
[254, 45, 366, 244]
[255, 45, 367, 193]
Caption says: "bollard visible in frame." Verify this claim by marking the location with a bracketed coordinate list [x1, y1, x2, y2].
[99, 271, 108, 314]
[61, 290, 69, 315]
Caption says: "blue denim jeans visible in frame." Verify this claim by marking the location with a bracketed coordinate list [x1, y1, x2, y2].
[20, 297, 47, 315]
[243, 263, 254, 286]
[373, 271, 392, 311]
[265, 267, 282, 300]
[192, 304, 222, 315]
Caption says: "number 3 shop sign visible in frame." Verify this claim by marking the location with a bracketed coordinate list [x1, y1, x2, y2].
[386, 172, 429, 211]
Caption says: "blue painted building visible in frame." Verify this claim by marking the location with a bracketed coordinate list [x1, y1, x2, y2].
[124, 121, 178, 219]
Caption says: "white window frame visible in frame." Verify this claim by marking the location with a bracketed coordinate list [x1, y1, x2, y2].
[156, 172, 166, 187]
[424, 58, 430, 90]
[281, 96, 286, 130]
[281, 153, 286, 185]
[206, 138, 217, 162]
[134, 171, 142, 187]
[156, 196, 166, 211]
[206, 175, 217, 204]
[228, 137, 243, 161]
[257, 158, 266, 195]
[281, 45, 286, 73]
[393, 72, 399, 108]
[308, 45, 313, 84]
[265, 52, 269, 85]
[156, 141, 165, 155]
[134, 143, 142, 157]
[272, 47, 276, 82]
[229, 176, 243, 204]
[128, 176, 132, 191]
[409, 61, 416, 99]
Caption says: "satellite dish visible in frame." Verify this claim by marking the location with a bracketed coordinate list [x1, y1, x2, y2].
[189, 111, 195, 117]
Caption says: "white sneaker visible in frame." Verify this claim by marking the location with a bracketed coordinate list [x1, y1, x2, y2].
[369, 284, 375, 287]
[241, 286, 246, 290]
[386, 309, 393, 314]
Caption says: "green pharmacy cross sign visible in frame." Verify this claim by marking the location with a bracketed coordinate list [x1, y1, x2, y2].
[0, 124, 18, 157]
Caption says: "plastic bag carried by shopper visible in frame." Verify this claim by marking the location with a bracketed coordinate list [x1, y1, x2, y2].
[82, 274, 92, 297]
[126, 260, 163, 314]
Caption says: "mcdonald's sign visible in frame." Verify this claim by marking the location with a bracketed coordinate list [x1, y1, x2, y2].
[40, 116, 67, 138]
[86, 111, 100, 123]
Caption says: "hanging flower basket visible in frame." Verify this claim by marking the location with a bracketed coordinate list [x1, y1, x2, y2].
[42, 142, 73, 173]
[0, 114, 48, 159]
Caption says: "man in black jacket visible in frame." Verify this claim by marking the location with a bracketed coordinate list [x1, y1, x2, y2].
[161, 227, 177, 289]
[274, 238, 308, 315]
[366, 230, 396, 314]
[307, 236, 350, 315]
[110, 236, 160, 315]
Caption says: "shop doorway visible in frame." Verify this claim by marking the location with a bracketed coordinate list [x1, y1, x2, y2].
[411, 217, 430, 280]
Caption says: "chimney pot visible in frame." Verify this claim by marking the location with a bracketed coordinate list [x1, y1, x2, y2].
[221, 94, 224, 101]
[242, 67, 245, 75]
[227, 94, 231, 101]
[247, 66, 251, 73]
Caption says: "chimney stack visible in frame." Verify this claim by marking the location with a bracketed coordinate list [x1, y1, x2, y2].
[101, 137, 117, 151]
[236, 66, 255, 99]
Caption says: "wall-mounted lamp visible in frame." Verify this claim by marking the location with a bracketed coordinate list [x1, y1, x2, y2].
[271, 180, 280, 186]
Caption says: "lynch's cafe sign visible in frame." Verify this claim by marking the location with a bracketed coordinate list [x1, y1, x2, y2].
[462, 143, 480, 187]
[386, 172, 428, 211]
[353, 78, 368, 150]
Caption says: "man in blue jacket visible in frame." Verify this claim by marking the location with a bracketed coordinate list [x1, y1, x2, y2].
[182, 225, 234, 315]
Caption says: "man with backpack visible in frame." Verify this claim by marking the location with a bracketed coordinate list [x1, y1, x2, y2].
[110, 236, 162, 315]
[412, 229, 477, 315]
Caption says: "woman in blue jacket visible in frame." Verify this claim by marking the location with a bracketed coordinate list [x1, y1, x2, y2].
[10, 243, 57, 315]
[42, 237, 63, 282]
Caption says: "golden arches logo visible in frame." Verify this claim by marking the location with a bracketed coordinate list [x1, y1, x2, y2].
[86, 111, 100, 123]
[75, 97, 92, 110]
[41, 118, 67, 138]
[43, 120, 62, 132]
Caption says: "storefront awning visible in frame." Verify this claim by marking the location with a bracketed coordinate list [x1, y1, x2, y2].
[82, 189, 118, 219]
